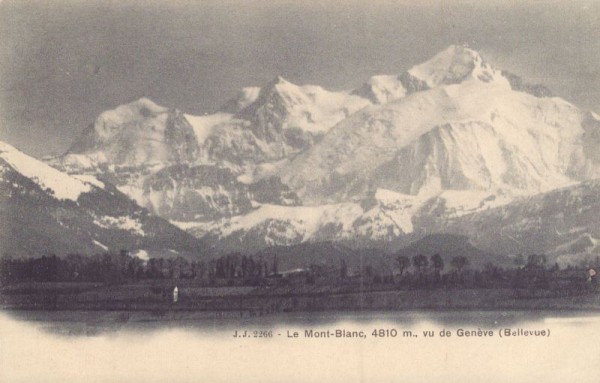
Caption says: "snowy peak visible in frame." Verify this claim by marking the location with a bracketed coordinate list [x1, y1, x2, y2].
[94, 97, 168, 140]
[236, 75, 304, 140]
[238, 75, 306, 116]
[234, 75, 369, 141]
[281, 58, 588, 204]
[408, 45, 508, 89]
[71, 98, 168, 149]
[63, 97, 200, 168]
[353, 45, 509, 105]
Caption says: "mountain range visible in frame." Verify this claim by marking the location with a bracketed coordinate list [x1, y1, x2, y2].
[3, 44, 600, 267]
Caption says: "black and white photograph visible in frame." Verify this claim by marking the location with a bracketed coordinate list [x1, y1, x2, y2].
[1, 1, 599, 382]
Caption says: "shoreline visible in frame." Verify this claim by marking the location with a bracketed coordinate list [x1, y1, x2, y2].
[2, 285, 599, 314]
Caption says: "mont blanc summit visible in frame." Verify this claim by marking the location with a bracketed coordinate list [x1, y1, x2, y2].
[282, 45, 588, 204]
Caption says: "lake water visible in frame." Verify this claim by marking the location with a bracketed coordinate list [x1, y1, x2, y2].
[1, 310, 599, 382]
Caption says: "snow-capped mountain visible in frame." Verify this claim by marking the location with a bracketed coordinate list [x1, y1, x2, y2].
[57, 75, 369, 171]
[59, 98, 200, 170]
[49, 75, 367, 222]
[0, 141, 203, 258]
[194, 76, 369, 170]
[281, 45, 594, 204]
[352, 45, 506, 104]
[38, 44, 600, 264]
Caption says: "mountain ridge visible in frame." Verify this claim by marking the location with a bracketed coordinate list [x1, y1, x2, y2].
[24, 44, 600, 265]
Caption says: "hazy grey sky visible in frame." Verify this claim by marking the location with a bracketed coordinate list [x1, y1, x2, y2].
[1, 0, 599, 157]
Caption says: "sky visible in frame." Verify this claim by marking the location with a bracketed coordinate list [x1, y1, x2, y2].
[1, 0, 600, 157]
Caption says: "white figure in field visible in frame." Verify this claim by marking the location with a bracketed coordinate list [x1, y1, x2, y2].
[173, 286, 179, 303]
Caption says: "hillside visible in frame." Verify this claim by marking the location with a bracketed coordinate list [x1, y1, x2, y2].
[0, 141, 204, 259]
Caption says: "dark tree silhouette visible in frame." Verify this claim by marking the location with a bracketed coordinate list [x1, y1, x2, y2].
[396, 255, 410, 277]
[525, 254, 549, 288]
[450, 256, 469, 273]
[430, 253, 444, 285]
[412, 254, 429, 274]
[395, 255, 410, 278]
[431, 254, 444, 272]
[513, 254, 526, 268]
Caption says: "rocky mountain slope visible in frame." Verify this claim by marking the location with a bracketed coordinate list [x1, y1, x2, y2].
[423, 179, 600, 265]
[0, 141, 203, 259]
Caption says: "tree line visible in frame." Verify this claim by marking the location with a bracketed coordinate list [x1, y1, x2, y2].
[0, 250, 279, 286]
[386, 253, 596, 291]
[0, 250, 596, 292]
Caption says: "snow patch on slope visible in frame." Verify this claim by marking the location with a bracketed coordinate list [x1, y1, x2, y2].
[0, 141, 92, 201]
[92, 239, 109, 252]
[201, 203, 363, 240]
[184, 112, 233, 144]
[191, 190, 425, 244]
[132, 249, 150, 262]
[93, 215, 146, 236]
[370, 189, 422, 233]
